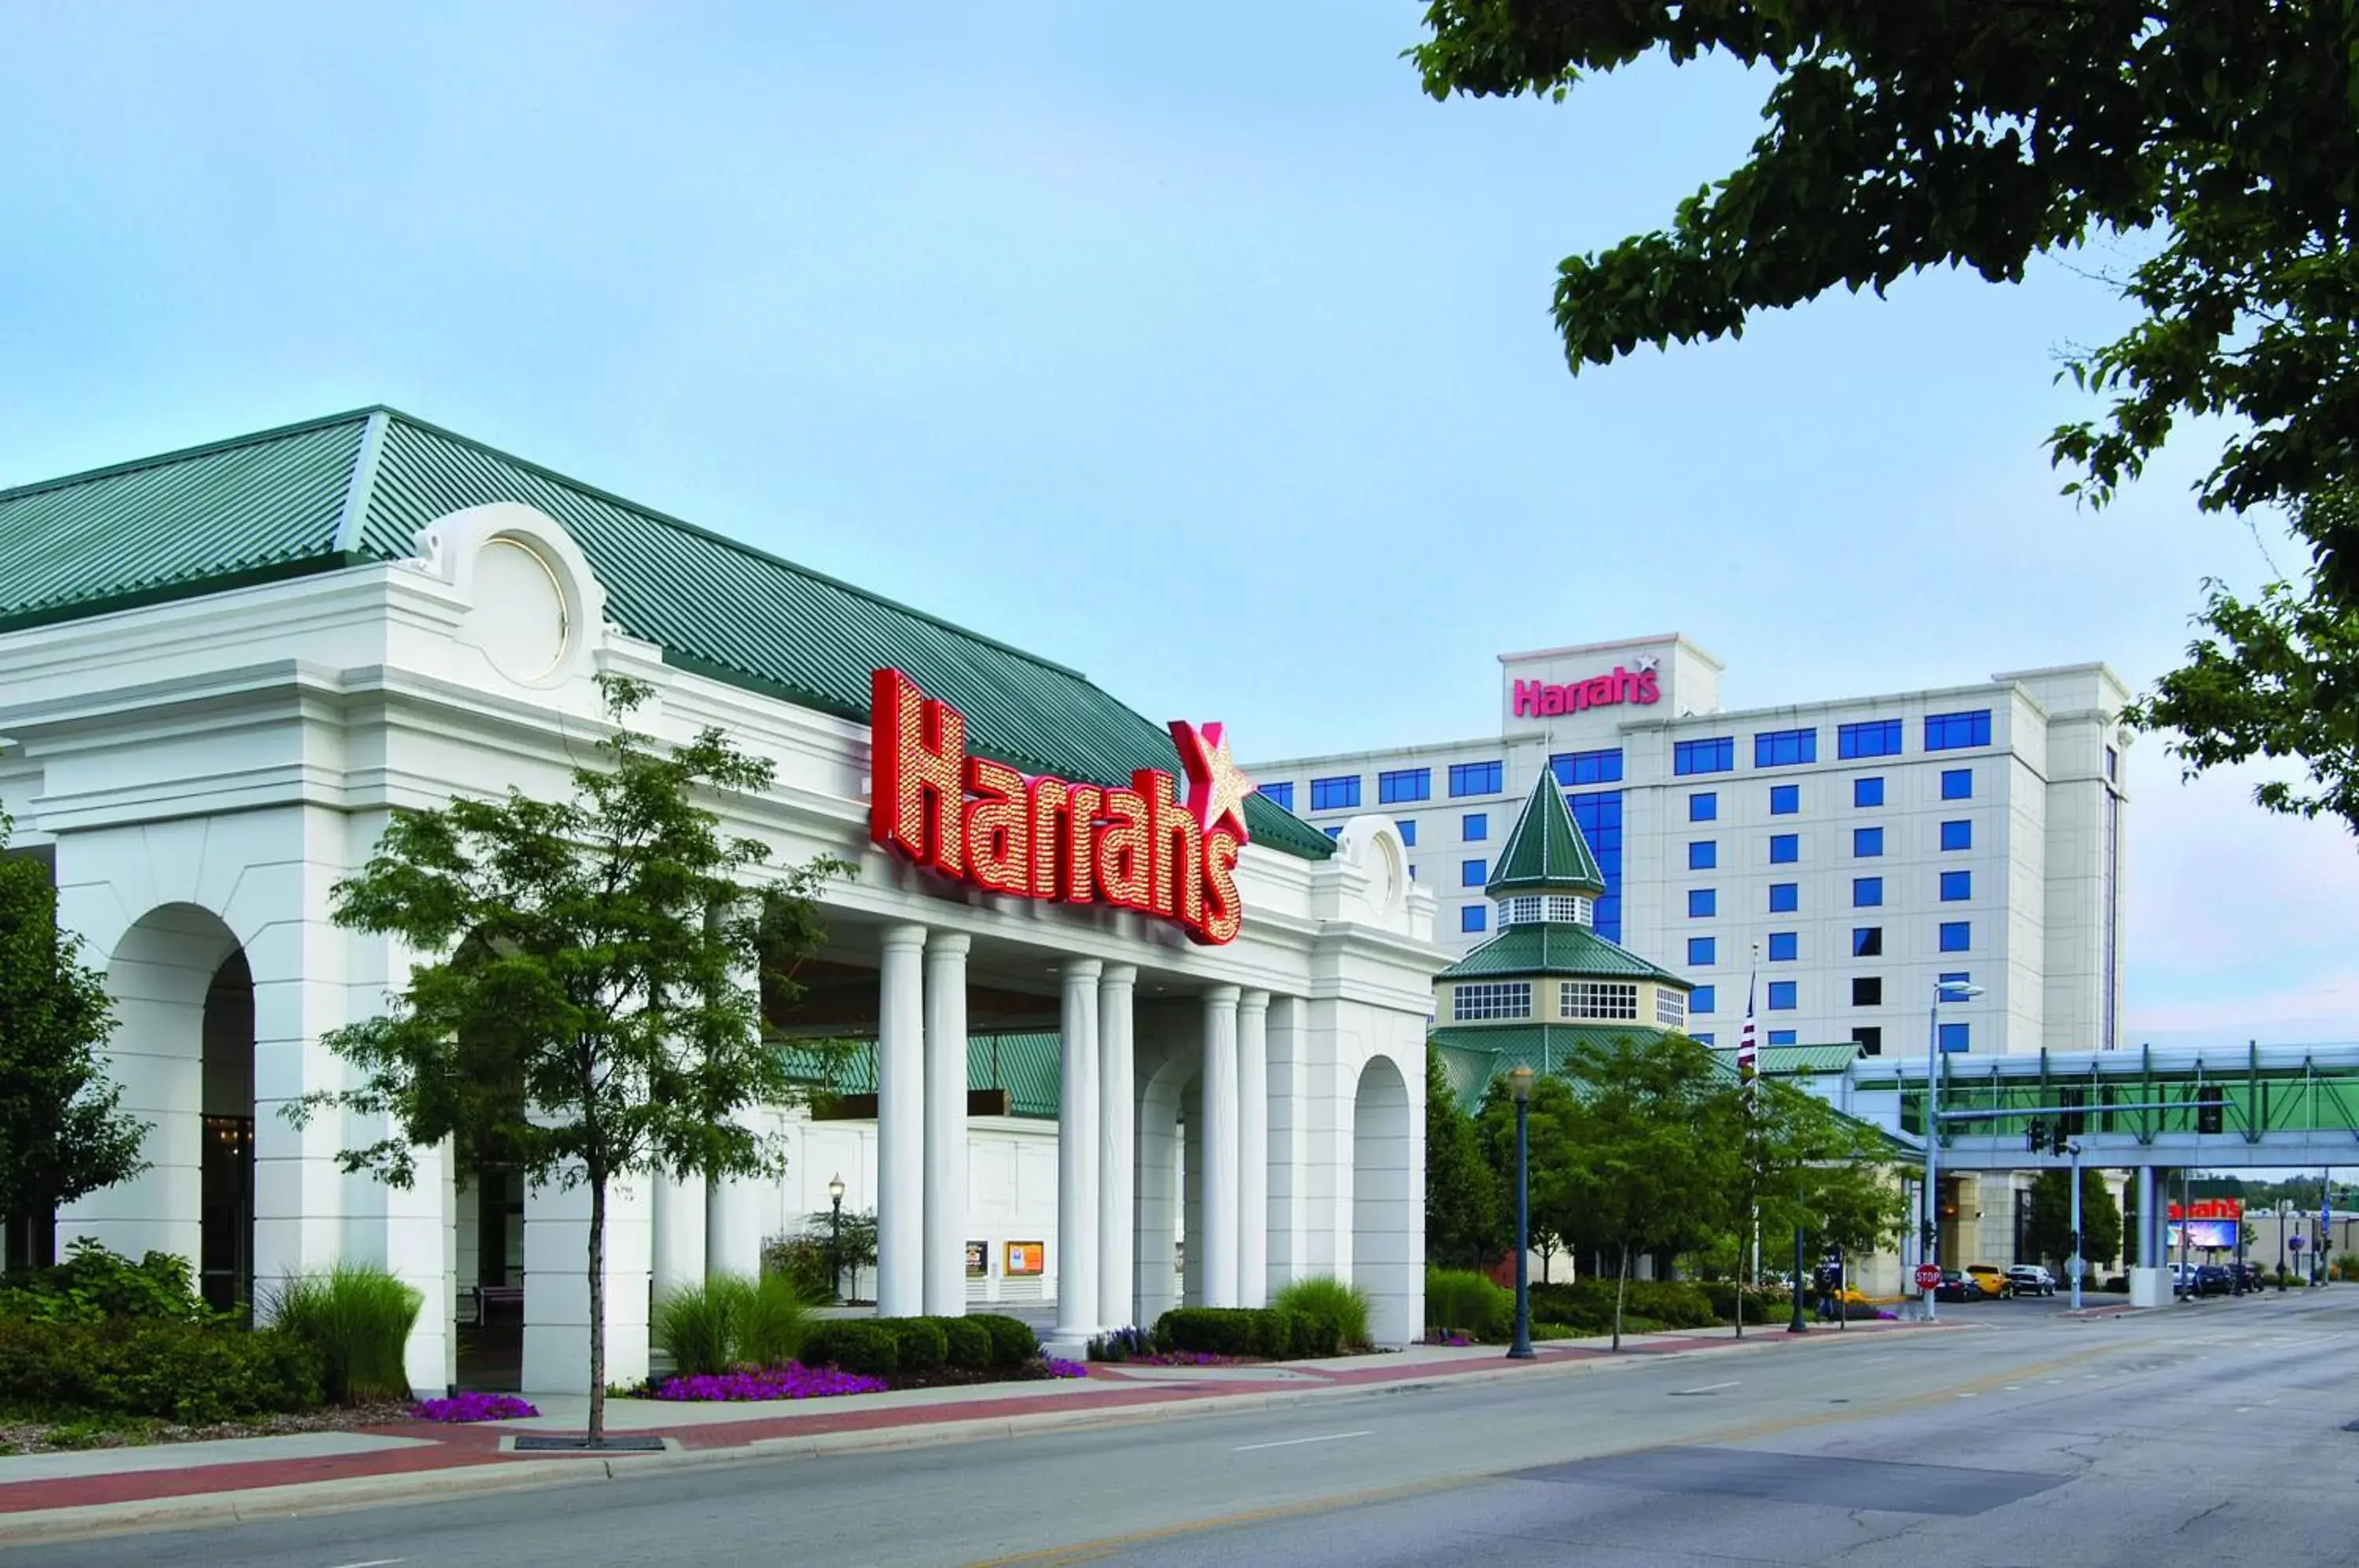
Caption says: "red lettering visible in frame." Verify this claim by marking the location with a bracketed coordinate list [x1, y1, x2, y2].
[1139, 769, 1205, 928]
[962, 757, 1032, 895]
[1636, 667, 1661, 704]
[1095, 787, 1153, 910]
[1540, 683, 1567, 716]
[1196, 826, 1245, 944]
[1513, 679, 1544, 718]
[870, 668, 965, 875]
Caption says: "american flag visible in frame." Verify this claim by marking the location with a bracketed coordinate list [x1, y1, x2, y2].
[1736, 979, 1758, 1111]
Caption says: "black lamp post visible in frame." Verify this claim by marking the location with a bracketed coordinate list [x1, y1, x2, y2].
[1507, 1066, 1536, 1360]
[827, 1172, 846, 1304]
[1788, 1223, 1809, 1334]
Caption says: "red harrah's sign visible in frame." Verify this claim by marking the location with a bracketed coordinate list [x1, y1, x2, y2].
[1513, 665, 1660, 719]
[867, 668, 1252, 945]
[2169, 1198, 2243, 1221]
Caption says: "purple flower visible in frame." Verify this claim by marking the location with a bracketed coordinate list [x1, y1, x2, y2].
[1038, 1356, 1089, 1379]
[653, 1363, 889, 1402]
[411, 1393, 540, 1423]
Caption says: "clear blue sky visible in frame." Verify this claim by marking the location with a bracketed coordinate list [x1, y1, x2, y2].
[1, 2, 2346, 1050]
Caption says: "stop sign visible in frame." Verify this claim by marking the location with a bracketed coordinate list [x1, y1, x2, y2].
[1915, 1263, 1943, 1290]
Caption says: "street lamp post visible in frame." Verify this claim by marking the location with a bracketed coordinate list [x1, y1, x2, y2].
[1507, 1066, 1536, 1360]
[2279, 1199, 2290, 1290]
[2066, 1138, 2084, 1312]
[827, 1172, 847, 1305]
[1789, 1224, 1809, 1334]
[1922, 977, 1986, 1323]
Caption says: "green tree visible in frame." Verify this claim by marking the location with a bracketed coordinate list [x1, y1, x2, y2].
[0, 809, 147, 1258]
[1425, 1049, 1506, 1269]
[1727, 1073, 1903, 1331]
[1411, 4, 2359, 823]
[1555, 1036, 1738, 1349]
[2028, 1167, 2125, 1278]
[1477, 1069, 1581, 1279]
[289, 675, 846, 1445]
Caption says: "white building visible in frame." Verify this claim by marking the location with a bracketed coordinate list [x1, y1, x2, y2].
[0, 407, 1447, 1392]
[1249, 634, 2130, 1060]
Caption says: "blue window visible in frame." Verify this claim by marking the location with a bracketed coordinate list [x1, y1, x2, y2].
[1938, 1021, 1970, 1054]
[1263, 782, 1294, 812]
[1310, 775, 1360, 811]
[1838, 719, 1903, 759]
[1551, 749, 1624, 787]
[1692, 986, 1717, 1015]
[1941, 819, 1971, 851]
[1568, 789, 1626, 943]
[1940, 970, 1971, 989]
[1941, 767, 1973, 801]
[1769, 833, 1798, 864]
[1689, 791, 1718, 823]
[1688, 889, 1717, 918]
[1396, 819, 1418, 847]
[1688, 841, 1717, 870]
[1687, 937, 1717, 966]
[1925, 709, 1993, 752]
[1853, 877, 1884, 907]
[1853, 926, 1882, 957]
[1755, 727, 1817, 768]
[1768, 932, 1798, 962]
[1941, 870, 1971, 901]
[1854, 776, 1884, 808]
[1449, 760, 1503, 797]
[1767, 981, 1797, 1010]
[1460, 859, 1486, 888]
[1768, 882, 1798, 913]
[1675, 737, 1735, 775]
[1768, 1029, 1798, 1046]
[1460, 905, 1487, 934]
[1323, 826, 1341, 841]
[1378, 768, 1430, 804]
[1939, 921, 1971, 952]
[1463, 812, 1489, 842]
[1853, 826, 1884, 857]
[1694, 1032, 1715, 1044]
[1769, 784, 1799, 815]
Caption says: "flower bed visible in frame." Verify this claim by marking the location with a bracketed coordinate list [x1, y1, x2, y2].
[1038, 1357, 1087, 1379]
[410, 1393, 539, 1423]
[654, 1364, 887, 1402]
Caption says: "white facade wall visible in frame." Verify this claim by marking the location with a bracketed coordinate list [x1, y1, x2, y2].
[1250, 635, 2132, 1060]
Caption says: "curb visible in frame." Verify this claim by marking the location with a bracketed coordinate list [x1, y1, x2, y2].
[0, 1323, 1941, 1547]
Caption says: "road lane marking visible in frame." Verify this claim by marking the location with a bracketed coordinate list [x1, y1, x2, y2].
[326, 1560, 407, 1568]
[1232, 1430, 1372, 1452]
[1669, 1381, 1742, 1396]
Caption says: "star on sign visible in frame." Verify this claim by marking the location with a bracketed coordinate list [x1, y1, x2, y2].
[1635, 654, 1660, 673]
[1170, 720, 1257, 842]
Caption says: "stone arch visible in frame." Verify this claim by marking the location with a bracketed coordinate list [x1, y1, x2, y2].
[60, 903, 248, 1286]
[1134, 1051, 1191, 1327]
[1351, 1051, 1416, 1346]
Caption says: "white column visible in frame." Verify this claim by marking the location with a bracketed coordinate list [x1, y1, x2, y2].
[922, 933, 971, 1316]
[1237, 990, 1271, 1308]
[1201, 985, 1242, 1308]
[876, 924, 928, 1319]
[1097, 964, 1138, 1331]
[653, 1171, 708, 1300]
[1054, 960, 1102, 1343]
[1264, 996, 1309, 1294]
[521, 1172, 653, 1393]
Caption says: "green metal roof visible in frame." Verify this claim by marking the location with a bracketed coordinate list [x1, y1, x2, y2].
[1485, 773, 1605, 899]
[1439, 921, 1685, 985]
[1433, 1029, 1860, 1104]
[779, 1032, 1063, 1118]
[0, 408, 1330, 861]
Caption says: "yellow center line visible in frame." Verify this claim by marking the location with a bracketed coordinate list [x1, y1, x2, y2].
[960, 1339, 2125, 1568]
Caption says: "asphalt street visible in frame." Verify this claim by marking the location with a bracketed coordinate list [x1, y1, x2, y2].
[17, 1290, 2357, 1567]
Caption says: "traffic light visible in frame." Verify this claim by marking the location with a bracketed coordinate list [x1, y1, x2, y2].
[2197, 1087, 2225, 1135]
[2026, 1117, 2048, 1154]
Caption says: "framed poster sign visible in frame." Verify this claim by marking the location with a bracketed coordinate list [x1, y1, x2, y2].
[1005, 1241, 1045, 1277]
[965, 1240, 988, 1278]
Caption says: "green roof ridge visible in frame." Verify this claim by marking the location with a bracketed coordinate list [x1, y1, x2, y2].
[1439, 921, 1684, 985]
[0, 406, 382, 504]
[1485, 771, 1606, 898]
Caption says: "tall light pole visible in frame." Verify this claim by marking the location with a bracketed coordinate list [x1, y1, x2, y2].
[2066, 1137, 2085, 1312]
[1922, 977, 1985, 1322]
[1507, 1066, 1536, 1360]
[827, 1172, 847, 1304]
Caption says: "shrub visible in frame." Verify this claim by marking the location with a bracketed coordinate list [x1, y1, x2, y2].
[759, 1234, 837, 1305]
[1154, 1307, 1263, 1356]
[799, 1320, 900, 1378]
[1695, 1280, 1793, 1325]
[264, 1264, 423, 1404]
[1088, 1326, 1151, 1362]
[0, 1317, 321, 1423]
[1426, 1268, 1511, 1340]
[738, 1276, 812, 1367]
[1527, 1279, 1717, 1334]
[1270, 1275, 1372, 1351]
[882, 1316, 948, 1372]
[0, 1240, 212, 1324]
[653, 1276, 750, 1378]
[969, 1313, 1038, 1366]
[940, 1317, 994, 1370]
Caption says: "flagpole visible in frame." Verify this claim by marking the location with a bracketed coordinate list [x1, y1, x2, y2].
[1737, 959, 1760, 1334]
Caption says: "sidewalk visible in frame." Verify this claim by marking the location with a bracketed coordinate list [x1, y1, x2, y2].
[0, 1320, 1934, 1544]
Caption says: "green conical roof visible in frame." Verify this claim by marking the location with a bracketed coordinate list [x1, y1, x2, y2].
[1485, 771, 1606, 898]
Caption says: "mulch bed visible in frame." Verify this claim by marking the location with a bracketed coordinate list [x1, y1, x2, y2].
[0, 1401, 419, 1457]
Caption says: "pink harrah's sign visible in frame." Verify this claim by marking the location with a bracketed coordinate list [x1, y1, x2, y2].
[1513, 664, 1661, 718]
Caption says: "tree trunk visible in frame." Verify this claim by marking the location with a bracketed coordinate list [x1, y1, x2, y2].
[1612, 1240, 1629, 1352]
[1836, 1247, 1846, 1331]
[588, 1172, 607, 1447]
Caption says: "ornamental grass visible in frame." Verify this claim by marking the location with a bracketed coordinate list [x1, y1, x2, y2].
[265, 1263, 424, 1404]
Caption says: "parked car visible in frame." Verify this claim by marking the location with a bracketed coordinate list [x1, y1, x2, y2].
[2005, 1264, 2059, 1297]
[2193, 1264, 2236, 1297]
[1966, 1264, 2014, 1299]
[1934, 1270, 1979, 1302]
[2239, 1262, 2265, 1292]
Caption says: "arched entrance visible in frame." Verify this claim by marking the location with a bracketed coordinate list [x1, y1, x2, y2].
[1351, 1053, 1415, 1345]
[63, 904, 252, 1309]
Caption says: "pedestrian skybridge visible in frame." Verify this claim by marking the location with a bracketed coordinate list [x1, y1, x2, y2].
[1824, 1042, 2359, 1171]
